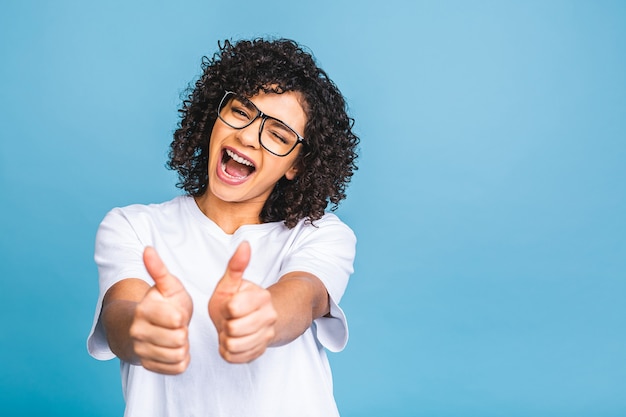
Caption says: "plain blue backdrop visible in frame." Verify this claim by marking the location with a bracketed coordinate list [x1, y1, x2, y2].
[1, 1, 625, 416]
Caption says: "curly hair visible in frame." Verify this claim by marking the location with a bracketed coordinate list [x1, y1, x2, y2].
[167, 38, 359, 228]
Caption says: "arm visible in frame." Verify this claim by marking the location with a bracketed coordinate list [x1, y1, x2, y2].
[101, 247, 194, 375]
[101, 278, 150, 364]
[208, 241, 330, 363]
[268, 271, 330, 346]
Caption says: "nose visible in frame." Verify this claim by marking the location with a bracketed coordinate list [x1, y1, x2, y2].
[235, 117, 263, 149]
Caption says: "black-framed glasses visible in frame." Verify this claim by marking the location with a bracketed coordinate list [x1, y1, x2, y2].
[217, 91, 305, 157]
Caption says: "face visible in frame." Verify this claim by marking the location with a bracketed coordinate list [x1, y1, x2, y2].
[206, 90, 307, 209]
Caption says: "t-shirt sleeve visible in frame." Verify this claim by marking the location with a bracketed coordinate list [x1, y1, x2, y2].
[86, 207, 154, 360]
[280, 214, 357, 352]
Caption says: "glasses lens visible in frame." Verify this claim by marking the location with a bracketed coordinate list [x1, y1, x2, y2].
[260, 118, 300, 156]
[218, 93, 259, 129]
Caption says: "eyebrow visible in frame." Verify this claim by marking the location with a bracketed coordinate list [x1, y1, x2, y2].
[237, 95, 259, 113]
[242, 94, 303, 137]
[265, 117, 294, 133]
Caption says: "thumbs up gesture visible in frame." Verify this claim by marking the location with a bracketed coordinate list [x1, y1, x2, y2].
[209, 241, 278, 363]
[129, 247, 194, 374]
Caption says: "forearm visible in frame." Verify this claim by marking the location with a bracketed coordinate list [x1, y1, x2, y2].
[267, 272, 330, 347]
[101, 299, 141, 363]
[101, 278, 151, 364]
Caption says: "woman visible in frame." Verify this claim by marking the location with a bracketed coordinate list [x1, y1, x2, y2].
[88, 38, 359, 416]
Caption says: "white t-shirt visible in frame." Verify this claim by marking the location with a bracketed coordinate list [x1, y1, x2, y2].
[87, 195, 356, 417]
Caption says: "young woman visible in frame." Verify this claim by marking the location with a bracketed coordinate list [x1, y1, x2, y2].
[87, 38, 359, 416]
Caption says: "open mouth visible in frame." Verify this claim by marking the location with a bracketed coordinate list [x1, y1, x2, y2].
[221, 148, 256, 179]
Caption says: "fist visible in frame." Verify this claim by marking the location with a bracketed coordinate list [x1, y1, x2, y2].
[130, 247, 193, 374]
[208, 241, 278, 363]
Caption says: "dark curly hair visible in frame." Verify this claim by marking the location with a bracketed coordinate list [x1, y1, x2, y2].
[167, 38, 359, 228]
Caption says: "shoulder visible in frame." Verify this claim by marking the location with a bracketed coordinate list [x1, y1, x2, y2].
[293, 213, 356, 244]
[97, 195, 193, 244]
[108, 195, 188, 215]
[280, 213, 357, 268]
[102, 195, 189, 224]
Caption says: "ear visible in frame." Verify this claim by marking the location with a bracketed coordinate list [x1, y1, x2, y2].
[284, 165, 299, 180]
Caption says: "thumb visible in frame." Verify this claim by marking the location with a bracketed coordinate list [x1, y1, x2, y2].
[143, 246, 185, 298]
[216, 241, 251, 294]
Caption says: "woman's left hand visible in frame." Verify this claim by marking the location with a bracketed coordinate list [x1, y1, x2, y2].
[208, 241, 278, 363]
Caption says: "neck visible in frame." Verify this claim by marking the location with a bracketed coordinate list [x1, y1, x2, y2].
[194, 192, 265, 234]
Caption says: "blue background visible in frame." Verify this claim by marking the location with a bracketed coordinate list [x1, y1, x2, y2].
[1, 1, 625, 416]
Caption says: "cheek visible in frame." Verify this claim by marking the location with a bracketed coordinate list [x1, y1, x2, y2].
[207, 130, 223, 163]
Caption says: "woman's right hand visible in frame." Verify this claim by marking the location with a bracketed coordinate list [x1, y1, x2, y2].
[102, 247, 193, 375]
[129, 247, 194, 374]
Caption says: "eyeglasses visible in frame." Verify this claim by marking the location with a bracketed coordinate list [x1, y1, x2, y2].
[217, 91, 305, 157]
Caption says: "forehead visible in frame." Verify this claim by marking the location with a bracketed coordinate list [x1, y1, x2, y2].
[248, 91, 307, 134]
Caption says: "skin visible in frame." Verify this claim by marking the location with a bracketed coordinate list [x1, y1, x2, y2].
[100, 91, 331, 373]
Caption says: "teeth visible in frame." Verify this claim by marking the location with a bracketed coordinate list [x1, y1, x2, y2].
[226, 149, 254, 167]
